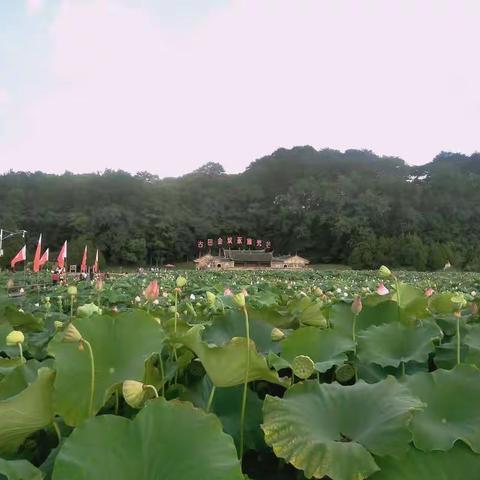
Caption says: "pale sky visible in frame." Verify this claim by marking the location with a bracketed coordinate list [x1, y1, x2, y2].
[0, 0, 478, 177]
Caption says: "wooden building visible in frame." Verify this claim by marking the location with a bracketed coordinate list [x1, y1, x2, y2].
[194, 250, 309, 270]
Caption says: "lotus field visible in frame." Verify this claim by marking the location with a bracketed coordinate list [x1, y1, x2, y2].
[1, 267, 480, 480]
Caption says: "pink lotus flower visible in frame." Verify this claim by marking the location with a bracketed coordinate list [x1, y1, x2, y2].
[424, 288, 434, 297]
[144, 280, 159, 300]
[224, 288, 233, 296]
[376, 282, 389, 296]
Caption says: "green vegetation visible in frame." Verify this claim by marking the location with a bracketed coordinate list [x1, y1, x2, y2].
[1, 148, 480, 270]
[0, 267, 479, 479]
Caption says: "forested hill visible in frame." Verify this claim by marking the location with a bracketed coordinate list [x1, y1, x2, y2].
[1, 147, 480, 270]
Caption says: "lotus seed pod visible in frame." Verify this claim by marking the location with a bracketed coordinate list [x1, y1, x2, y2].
[302, 315, 327, 328]
[351, 295, 363, 315]
[233, 292, 246, 308]
[292, 355, 315, 379]
[271, 327, 286, 341]
[378, 265, 392, 278]
[122, 380, 146, 408]
[67, 285, 78, 296]
[176, 276, 187, 288]
[6, 330, 24, 346]
[335, 363, 356, 383]
[63, 323, 82, 343]
[206, 291, 216, 306]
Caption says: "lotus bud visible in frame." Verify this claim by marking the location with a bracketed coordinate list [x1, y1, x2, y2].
[95, 278, 104, 291]
[271, 327, 285, 341]
[6, 330, 24, 346]
[6, 279, 14, 289]
[454, 310, 462, 319]
[241, 288, 249, 297]
[122, 380, 145, 408]
[471, 302, 479, 316]
[233, 292, 246, 308]
[67, 285, 78, 296]
[376, 282, 390, 296]
[314, 287, 323, 296]
[292, 355, 315, 379]
[378, 265, 392, 278]
[351, 295, 363, 315]
[176, 276, 187, 288]
[206, 291, 216, 306]
[424, 288, 434, 298]
[144, 280, 159, 300]
[134, 296, 141, 303]
[63, 323, 82, 343]
[224, 288, 233, 296]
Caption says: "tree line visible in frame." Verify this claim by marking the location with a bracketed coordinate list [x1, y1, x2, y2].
[0, 147, 479, 271]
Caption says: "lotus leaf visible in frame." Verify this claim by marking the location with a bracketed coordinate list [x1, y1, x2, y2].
[48, 310, 165, 425]
[405, 365, 480, 452]
[52, 398, 243, 480]
[262, 377, 423, 480]
[0, 367, 54, 455]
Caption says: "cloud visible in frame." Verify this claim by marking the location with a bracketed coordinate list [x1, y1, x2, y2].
[2, 0, 480, 175]
[26, 0, 44, 15]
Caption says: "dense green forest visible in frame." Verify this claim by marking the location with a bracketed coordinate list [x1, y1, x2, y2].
[1, 147, 479, 270]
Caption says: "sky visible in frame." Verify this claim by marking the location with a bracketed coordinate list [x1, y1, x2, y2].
[0, 0, 479, 177]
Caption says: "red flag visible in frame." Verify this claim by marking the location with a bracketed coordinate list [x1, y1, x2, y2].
[57, 241, 67, 269]
[81, 245, 88, 273]
[39, 248, 49, 267]
[33, 234, 42, 273]
[93, 249, 99, 273]
[11, 245, 26, 269]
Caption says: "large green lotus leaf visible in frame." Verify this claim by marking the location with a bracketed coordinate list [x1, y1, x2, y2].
[179, 325, 288, 387]
[357, 321, 442, 368]
[0, 458, 43, 480]
[48, 310, 165, 426]
[329, 301, 399, 339]
[262, 378, 423, 480]
[464, 324, 480, 367]
[391, 283, 429, 320]
[280, 327, 354, 372]
[0, 359, 52, 400]
[371, 443, 480, 479]
[429, 292, 460, 315]
[405, 365, 480, 452]
[52, 398, 243, 480]
[202, 309, 278, 354]
[0, 367, 54, 456]
[0, 358, 25, 379]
